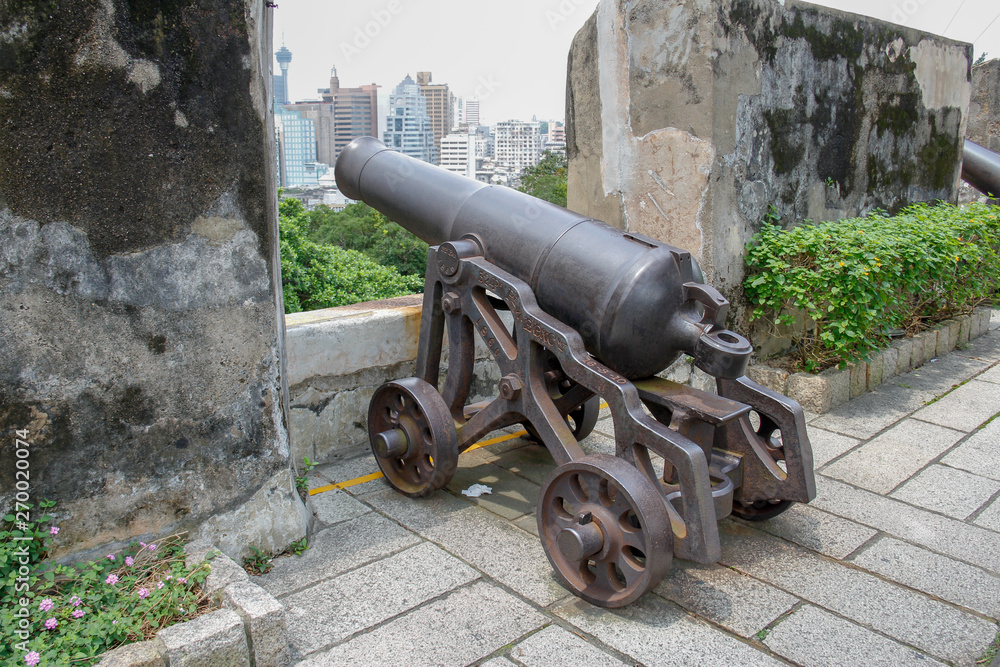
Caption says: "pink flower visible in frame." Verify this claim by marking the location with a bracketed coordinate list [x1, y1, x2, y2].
[165, 574, 173, 580]
[148, 544, 157, 551]
[157, 581, 164, 589]
[107, 554, 116, 561]
[105, 574, 119, 585]
[49, 526, 59, 535]
[44, 617, 57, 630]
[72, 609, 84, 618]
[139, 542, 146, 548]
[70, 595, 82, 607]
[137, 587, 149, 599]
[125, 556, 134, 566]
[178, 577, 187, 584]
[112, 619, 117, 625]
[24, 652, 40, 666]
[38, 599, 54, 612]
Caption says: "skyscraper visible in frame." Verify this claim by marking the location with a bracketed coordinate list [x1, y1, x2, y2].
[415, 72, 452, 164]
[384, 75, 436, 164]
[276, 107, 327, 187]
[285, 67, 379, 170]
[274, 45, 292, 105]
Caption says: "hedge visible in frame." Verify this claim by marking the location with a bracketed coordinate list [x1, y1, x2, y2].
[744, 202, 1000, 371]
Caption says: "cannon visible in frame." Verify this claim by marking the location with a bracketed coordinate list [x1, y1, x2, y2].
[335, 137, 816, 608]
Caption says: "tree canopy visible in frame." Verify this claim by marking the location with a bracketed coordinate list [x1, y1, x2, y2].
[279, 197, 422, 313]
[517, 150, 568, 207]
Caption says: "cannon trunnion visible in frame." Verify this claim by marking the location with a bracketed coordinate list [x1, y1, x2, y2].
[336, 137, 816, 608]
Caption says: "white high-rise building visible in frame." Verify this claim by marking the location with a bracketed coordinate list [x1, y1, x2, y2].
[493, 120, 542, 178]
[465, 98, 481, 126]
[383, 75, 436, 164]
[440, 132, 477, 179]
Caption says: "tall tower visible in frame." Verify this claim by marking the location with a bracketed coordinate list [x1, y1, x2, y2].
[274, 44, 292, 105]
[415, 72, 452, 165]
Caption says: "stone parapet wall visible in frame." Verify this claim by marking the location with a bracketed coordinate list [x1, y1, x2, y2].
[285, 295, 504, 464]
[567, 0, 973, 332]
[968, 58, 1000, 152]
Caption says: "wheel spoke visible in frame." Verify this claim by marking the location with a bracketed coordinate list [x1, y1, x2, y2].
[615, 551, 645, 587]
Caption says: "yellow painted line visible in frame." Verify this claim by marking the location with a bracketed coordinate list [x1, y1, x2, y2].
[464, 429, 527, 453]
[309, 472, 384, 495]
[309, 428, 535, 496]
[311, 400, 610, 497]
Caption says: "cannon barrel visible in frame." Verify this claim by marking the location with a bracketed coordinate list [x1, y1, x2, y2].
[335, 136, 752, 379]
[962, 139, 1000, 198]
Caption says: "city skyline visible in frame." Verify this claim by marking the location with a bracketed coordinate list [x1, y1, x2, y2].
[273, 0, 999, 124]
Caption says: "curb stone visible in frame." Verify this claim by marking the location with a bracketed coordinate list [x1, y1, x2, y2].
[749, 307, 993, 413]
[98, 545, 291, 667]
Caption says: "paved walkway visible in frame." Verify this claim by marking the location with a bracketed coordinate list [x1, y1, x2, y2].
[260, 311, 1000, 666]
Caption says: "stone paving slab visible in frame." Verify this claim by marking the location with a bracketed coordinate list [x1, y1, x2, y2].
[889, 464, 1000, 519]
[281, 541, 479, 657]
[891, 354, 991, 397]
[941, 419, 1000, 482]
[653, 560, 799, 638]
[955, 333, 1000, 364]
[514, 513, 540, 537]
[763, 604, 947, 667]
[718, 522, 996, 665]
[808, 383, 932, 440]
[446, 457, 542, 519]
[580, 430, 618, 457]
[308, 488, 371, 526]
[487, 442, 559, 486]
[821, 418, 965, 494]
[313, 454, 389, 496]
[914, 379, 1000, 432]
[507, 625, 628, 666]
[747, 502, 878, 559]
[297, 581, 546, 667]
[974, 498, 1000, 532]
[806, 426, 861, 467]
[258, 513, 421, 598]
[850, 536, 1000, 618]
[362, 488, 569, 606]
[812, 475, 1000, 574]
[553, 595, 783, 667]
[979, 363, 1000, 384]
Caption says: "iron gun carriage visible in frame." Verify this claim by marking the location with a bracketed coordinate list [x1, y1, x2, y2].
[335, 136, 815, 607]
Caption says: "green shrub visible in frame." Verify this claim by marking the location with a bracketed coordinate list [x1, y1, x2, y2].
[305, 202, 429, 277]
[1, 503, 213, 665]
[744, 202, 1000, 371]
[280, 198, 423, 313]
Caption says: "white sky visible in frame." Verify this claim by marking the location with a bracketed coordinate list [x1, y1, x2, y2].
[273, 0, 999, 124]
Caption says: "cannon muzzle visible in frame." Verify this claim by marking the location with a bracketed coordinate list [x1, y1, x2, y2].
[335, 137, 752, 379]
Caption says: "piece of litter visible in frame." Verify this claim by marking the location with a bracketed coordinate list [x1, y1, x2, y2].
[462, 483, 493, 498]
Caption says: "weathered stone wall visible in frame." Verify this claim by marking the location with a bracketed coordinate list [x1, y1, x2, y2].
[567, 0, 972, 333]
[0, 0, 305, 560]
[967, 58, 999, 151]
